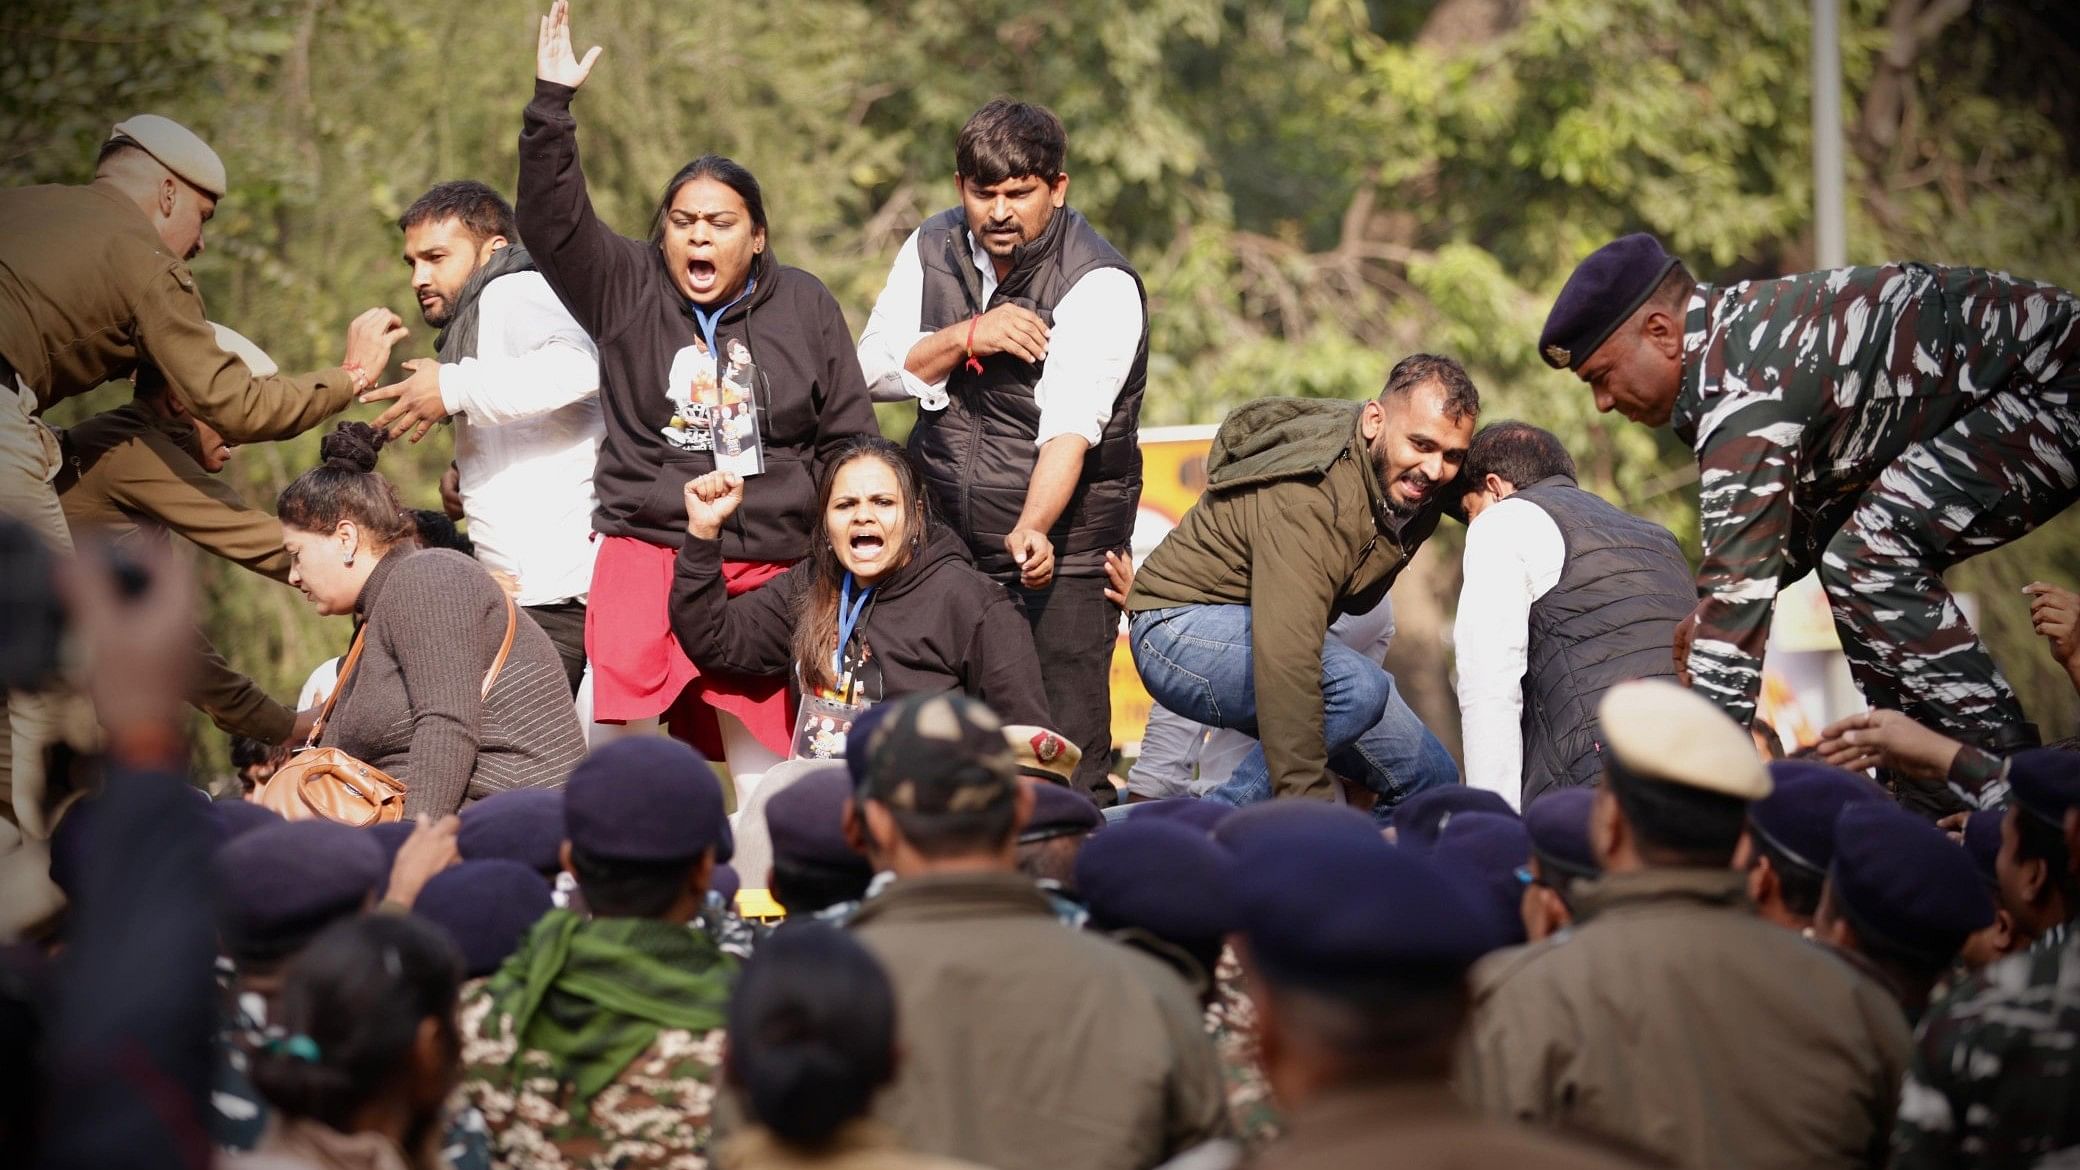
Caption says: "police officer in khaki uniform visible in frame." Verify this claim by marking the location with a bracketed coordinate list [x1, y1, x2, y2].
[1459, 680, 1911, 1170]
[0, 114, 406, 831]
[57, 325, 311, 748]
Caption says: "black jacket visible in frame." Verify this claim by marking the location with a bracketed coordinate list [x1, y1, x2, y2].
[669, 524, 1050, 724]
[518, 80, 880, 558]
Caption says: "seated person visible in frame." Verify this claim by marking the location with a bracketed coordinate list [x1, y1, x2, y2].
[671, 437, 1049, 731]
[276, 422, 586, 817]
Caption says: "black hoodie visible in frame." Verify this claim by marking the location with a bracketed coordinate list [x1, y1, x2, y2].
[518, 80, 881, 558]
[669, 523, 1050, 724]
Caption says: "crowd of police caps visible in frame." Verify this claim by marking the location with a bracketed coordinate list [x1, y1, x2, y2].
[5, 3, 2080, 1167]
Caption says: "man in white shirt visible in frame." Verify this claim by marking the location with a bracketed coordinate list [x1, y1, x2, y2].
[363, 181, 604, 696]
[1127, 594, 1398, 800]
[858, 100, 1145, 799]
[1451, 421, 1693, 810]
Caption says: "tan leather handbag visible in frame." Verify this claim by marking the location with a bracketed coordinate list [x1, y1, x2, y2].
[250, 594, 518, 825]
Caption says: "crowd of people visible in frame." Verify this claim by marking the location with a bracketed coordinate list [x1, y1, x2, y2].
[4, 0, 2080, 1166]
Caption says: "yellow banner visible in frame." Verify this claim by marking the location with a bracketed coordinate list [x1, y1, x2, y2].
[1111, 427, 1217, 750]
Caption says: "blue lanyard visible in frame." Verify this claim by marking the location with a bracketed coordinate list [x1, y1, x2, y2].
[833, 572, 873, 685]
[689, 278, 756, 359]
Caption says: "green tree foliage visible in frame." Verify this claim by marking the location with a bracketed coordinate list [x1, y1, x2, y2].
[9, 0, 2077, 772]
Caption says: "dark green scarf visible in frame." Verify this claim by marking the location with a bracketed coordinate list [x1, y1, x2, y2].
[484, 908, 734, 1102]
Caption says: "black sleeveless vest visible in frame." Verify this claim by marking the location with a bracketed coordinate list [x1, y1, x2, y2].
[908, 207, 1147, 579]
[1514, 477, 1696, 803]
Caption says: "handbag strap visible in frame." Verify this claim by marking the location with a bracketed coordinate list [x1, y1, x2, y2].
[304, 625, 368, 749]
[480, 591, 518, 700]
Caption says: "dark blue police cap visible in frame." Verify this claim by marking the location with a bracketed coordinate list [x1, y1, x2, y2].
[1019, 778, 1103, 844]
[211, 800, 284, 846]
[368, 820, 415, 870]
[1751, 761, 1888, 878]
[564, 738, 728, 864]
[1239, 831, 1494, 989]
[1539, 233, 1680, 371]
[2008, 748, 2080, 829]
[711, 862, 742, 905]
[1133, 797, 1233, 835]
[215, 820, 387, 961]
[411, 859, 554, 979]
[1213, 798, 1381, 856]
[1830, 801, 1995, 966]
[766, 767, 869, 873]
[1962, 809, 2004, 890]
[1430, 811, 1533, 947]
[1391, 786, 1515, 849]
[459, 788, 565, 874]
[1523, 788, 1598, 882]
[1075, 818, 1238, 947]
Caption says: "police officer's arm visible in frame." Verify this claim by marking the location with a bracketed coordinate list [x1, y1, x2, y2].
[116, 429, 291, 582]
[190, 634, 297, 745]
[1248, 481, 1345, 801]
[1687, 399, 1802, 727]
[131, 272, 364, 445]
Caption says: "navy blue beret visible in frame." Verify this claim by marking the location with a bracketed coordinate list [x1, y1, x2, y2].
[1019, 778, 1104, 844]
[459, 789, 565, 874]
[1539, 233, 1680, 371]
[215, 821, 387, 959]
[766, 768, 869, 873]
[1962, 809, 2004, 890]
[1213, 799, 1381, 855]
[1430, 811, 1533, 947]
[1076, 819, 1238, 946]
[1390, 786, 1515, 849]
[1133, 797, 1233, 835]
[367, 821, 415, 870]
[411, 859, 553, 979]
[711, 862, 742, 905]
[211, 800, 283, 846]
[1750, 761, 1888, 878]
[1831, 801, 1994, 965]
[1239, 831, 1494, 987]
[2007, 747, 2080, 829]
[1523, 788, 1598, 881]
[565, 738, 727, 864]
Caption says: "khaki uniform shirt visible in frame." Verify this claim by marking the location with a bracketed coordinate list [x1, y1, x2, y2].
[1251, 1082, 1646, 1170]
[1461, 868, 1911, 1170]
[55, 401, 296, 743]
[0, 181, 354, 440]
[850, 872, 1229, 1170]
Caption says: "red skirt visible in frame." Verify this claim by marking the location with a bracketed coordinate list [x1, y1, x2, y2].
[586, 534, 794, 760]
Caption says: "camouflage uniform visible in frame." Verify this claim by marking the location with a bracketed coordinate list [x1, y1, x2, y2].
[1891, 921, 2080, 1167]
[1205, 944, 1281, 1149]
[1676, 264, 2080, 738]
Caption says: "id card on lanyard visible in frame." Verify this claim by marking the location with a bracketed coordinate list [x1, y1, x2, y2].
[790, 573, 873, 760]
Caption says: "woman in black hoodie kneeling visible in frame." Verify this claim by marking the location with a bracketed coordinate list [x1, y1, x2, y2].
[671, 438, 1049, 737]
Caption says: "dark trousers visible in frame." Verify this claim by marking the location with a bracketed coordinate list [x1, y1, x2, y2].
[1011, 573, 1118, 795]
[524, 600, 589, 699]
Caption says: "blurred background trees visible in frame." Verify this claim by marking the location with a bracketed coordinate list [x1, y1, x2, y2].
[8, 0, 2077, 771]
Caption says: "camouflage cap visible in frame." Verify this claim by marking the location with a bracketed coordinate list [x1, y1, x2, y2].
[851, 693, 1018, 814]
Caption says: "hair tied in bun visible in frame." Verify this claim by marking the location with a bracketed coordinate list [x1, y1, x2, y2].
[319, 421, 389, 474]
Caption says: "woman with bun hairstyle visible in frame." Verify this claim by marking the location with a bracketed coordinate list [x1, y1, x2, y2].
[229, 914, 463, 1170]
[521, 1, 880, 791]
[719, 923, 991, 1170]
[670, 438, 1048, 727]
[277, 422, 586, 817]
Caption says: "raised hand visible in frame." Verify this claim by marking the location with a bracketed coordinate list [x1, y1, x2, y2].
[683, 470, 746, 539]
[538, 0, 603, 89]
[2024, 581, 2080, 670]
[341, 308, 409, 386]
[1814, 708, 1961, 785]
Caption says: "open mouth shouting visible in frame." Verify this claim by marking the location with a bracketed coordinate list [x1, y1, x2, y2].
[846, 528, 888, 566]
[686, 257, 719, 298]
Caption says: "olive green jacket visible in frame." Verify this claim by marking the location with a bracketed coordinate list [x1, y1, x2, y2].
[56, 401, 296, 744]
[1125, 398, 1438, 799]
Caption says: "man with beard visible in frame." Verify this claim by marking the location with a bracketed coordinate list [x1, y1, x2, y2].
[1124, 355, 1475, 812]
[859, 100, 1146, 800]
[362, 181, 603, 694]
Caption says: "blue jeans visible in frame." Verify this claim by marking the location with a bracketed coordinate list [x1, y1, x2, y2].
[1129, 605, 1456, 820]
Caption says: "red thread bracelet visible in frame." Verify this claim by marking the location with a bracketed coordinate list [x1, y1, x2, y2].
[963, 313, 984, 375]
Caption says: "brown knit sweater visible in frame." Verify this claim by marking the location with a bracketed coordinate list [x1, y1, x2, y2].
[320, 549, 586, 816]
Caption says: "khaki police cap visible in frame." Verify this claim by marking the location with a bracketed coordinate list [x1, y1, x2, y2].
[1597, 679, 1772, 801]
[1003, 724, 1082, 785]
[108, 115, 227, 199]
[209, 323, 277, 377]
